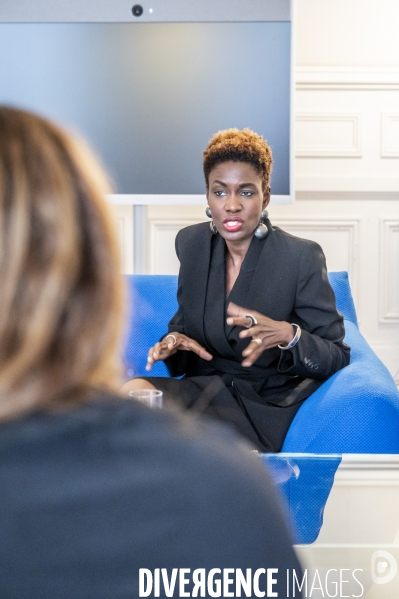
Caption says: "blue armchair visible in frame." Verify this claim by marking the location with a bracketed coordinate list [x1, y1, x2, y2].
[122, 272, 399, 454]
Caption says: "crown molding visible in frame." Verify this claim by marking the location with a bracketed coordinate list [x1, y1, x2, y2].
[296, 66, 399, 91]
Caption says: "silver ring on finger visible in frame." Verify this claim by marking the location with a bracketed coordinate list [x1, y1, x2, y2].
[245, 313, 258, 328]
[252, 338, 262, 345]
[165, 334, 178, 346]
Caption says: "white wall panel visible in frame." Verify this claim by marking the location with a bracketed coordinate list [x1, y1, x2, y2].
[149, 219, 200, 274]
[296, 113, 362, 157]
[379, 220, 399, 323]
[295, 68, 399, 193]
[381, 112, 399, 157]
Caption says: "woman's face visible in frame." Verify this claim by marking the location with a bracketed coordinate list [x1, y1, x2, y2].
[206, 161, 270, 246]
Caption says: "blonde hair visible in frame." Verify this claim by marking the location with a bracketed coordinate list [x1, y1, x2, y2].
[203, 128, 273, 191]
[0, 106, 123, 419]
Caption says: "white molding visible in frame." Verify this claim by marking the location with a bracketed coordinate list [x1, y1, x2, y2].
[296, 112, 362, 158]
[115, 218, 130, 273]
[296, 65, 399, 91]
[295, 190, 399, 201]
[333, 478, 399, 487]
[333, 454, 399, 486]
[295, 176, 399, 194]
[339, 454, 399, 468]
[109, 204, 134, 274]
[381, 112, 399, 158]
[379, 219, 399, 323]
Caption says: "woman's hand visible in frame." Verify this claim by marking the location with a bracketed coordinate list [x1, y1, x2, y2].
[146, 333, 213, 371]
[226, 302, 294, 367]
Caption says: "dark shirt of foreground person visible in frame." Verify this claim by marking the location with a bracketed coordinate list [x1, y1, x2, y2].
[0, 393, 303, 599]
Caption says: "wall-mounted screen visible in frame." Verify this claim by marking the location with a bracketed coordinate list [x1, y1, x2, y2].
[0, 0, 294, 203]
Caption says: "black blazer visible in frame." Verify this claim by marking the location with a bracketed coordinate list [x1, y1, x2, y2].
[165, 220, 350, 407]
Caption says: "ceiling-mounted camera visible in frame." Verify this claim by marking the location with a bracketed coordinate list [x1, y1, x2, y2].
[132, 5, 144, 17]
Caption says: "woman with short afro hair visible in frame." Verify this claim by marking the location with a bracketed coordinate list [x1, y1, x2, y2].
[203, 128, 273, 192]
[124, 128, 350, 452]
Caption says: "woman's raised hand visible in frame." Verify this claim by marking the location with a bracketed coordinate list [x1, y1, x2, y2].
[146, 333, 213, 371]
[226, 302, 294, 367]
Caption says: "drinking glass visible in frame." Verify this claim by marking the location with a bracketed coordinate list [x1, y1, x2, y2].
[129, 389, 163, 409]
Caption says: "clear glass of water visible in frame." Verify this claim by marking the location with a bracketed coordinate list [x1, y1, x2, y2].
[129, 389, 163, 409]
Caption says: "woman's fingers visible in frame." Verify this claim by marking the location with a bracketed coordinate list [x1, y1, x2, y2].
[179, 337, 213, 361]
[226, 302, 260, 329]
[146, 343, 161, 371]
[226, 302, 265, 365]
[242, 338, 265, 367]
[145, 333, 213, 370]
[226, 303, 295, 365]
[242, 338, 264, 357]
[164, 334, 178, 350]
[145, 340, 177, 370]
[238, 324, 262, 339]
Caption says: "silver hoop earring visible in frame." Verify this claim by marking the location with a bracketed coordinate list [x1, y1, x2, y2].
[205, 205, 212, 218]
[254, 209, 269, 240]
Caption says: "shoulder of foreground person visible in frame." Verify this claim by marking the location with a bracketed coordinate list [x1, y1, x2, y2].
[0, 391, 295, 533]
[0, 389, 282, 498]
[0, 392, 302, 597]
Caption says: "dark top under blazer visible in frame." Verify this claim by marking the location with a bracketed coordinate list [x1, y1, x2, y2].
[165, 220, 350, 409]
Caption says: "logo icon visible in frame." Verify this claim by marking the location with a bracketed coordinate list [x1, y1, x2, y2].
[371, 550, 398, 585]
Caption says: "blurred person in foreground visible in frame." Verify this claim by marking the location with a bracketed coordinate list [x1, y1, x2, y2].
[0, 107, 302, 599]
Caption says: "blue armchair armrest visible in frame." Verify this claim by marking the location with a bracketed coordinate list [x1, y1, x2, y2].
[281, 319, 399, 453]
[122, 275, 178, 379]
[281, 271, 399, 453]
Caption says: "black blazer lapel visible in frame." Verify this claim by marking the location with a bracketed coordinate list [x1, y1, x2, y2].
[225, 234, 263, 339]
[244, 221, 296, 322]
[178, 223, 213, 345]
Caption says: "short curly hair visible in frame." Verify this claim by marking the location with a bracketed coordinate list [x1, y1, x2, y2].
[203, 128, 273, 191]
